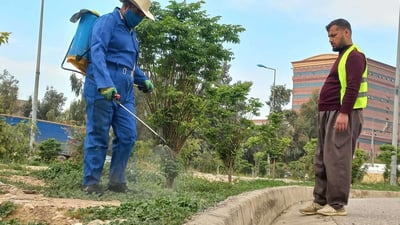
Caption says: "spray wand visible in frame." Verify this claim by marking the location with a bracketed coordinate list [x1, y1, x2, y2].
[113, 94, 167, 144]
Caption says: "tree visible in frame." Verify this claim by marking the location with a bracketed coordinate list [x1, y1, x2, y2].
[266, 84, 292, 112]
[288, 90, 319, 161]
[260, 113, 290, 178]
[296, 138, 317, 179]
[37, 86, 66, 121]
[136, 1, 245, 185]
[0, 69, 19, 114]
[22, 96, 32, 117]
[0, 32, 11, 46]
[201, 82, 261, 182]
[296, 90, 319, 140]
[61, 74, 86, 125]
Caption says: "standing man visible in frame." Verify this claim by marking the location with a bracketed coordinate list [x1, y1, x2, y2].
[82, 0, 155, 195]
[299, 18, 368, 216]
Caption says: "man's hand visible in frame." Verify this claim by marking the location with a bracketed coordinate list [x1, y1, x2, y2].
[139, 80, 154, 93]
[100, 87, 117, 100]
[334, 112, 349, 132]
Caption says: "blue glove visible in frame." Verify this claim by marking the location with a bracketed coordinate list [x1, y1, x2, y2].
[139, 80, 154, 93]
[100, 87, 117, 100]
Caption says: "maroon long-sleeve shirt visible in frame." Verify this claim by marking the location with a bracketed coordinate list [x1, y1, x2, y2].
[318, 45, 367, 114]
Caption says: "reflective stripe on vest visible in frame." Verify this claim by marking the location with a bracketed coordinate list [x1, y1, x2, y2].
[338, 44, 368, 109]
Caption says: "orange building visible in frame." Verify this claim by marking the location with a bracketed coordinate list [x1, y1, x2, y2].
[291, 54, 396, 157]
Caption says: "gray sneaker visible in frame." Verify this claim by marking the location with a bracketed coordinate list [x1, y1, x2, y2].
[299, 202, 324, 215]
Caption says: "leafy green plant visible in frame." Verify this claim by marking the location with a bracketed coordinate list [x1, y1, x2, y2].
[0, 119, 31, 162]
[30, 161, 83, 197]
[37, 138, 62, 162]
[352, 148, 368, 183]
[0, 201, 16, 219]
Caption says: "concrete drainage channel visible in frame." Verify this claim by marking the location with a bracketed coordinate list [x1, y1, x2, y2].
[183, 186, 400, 225]
[183, 186, 313, 225]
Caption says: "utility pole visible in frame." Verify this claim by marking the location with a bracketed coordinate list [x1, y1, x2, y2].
[30, 0, 45, 151]
[390, 8, 400, 186]
[257, 64, 277, 112]
[370, 128, 375, 166]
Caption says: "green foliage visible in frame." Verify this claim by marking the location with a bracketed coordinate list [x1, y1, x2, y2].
[201, 82, 260, 182]
[0, 32, 11, 46]
[154, 145, 180, 188]
[291, 90, 319, 158]
[75, 195, 205, 225]
[70, 175, 288, 225]
[65, 126, 85, 163]
[61, 74, 86, 126]
[0, 70, 19, 114]
[136, 0, 246, 159]
[0, 118, 31, 162]
[21, 96, 32, 118]
[37, 138, 62, 162]
[30, 161, 83, 198]
[0, 202, 16, 219]
[352, 149, 368, 183]
[266, 84, 292, 113]
[247, 112, 290, 178]
[190, 149, 222, 174]
[377, 144, 400, 181]
[290, 138, 317, 180]
[37, 86, 66, 121]
[178, 138, 201, 170]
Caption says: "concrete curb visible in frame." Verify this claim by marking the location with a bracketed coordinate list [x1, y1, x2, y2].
[183, 186, 313, 225]
[183, 186, 400, 225]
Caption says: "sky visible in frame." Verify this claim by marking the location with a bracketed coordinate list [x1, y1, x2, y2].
[0, 0, 399, 119]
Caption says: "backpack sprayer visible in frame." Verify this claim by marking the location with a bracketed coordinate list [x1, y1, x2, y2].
[61, 9, 100, 75]
[61, 9, 167, 145]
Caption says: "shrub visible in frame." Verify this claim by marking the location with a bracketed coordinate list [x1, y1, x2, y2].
[0, 119, 31, 162]
[37, 138, 62, 162]
[352, 148, 368, 183]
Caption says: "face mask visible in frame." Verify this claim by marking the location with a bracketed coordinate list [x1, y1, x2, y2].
[124, 10, 143, 28]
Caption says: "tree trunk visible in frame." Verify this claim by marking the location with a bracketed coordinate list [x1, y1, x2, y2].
[227, 160, 233, 183]
[272, 159, 276, 179]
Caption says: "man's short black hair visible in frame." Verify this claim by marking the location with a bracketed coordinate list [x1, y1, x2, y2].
[326, 18, 352, 33]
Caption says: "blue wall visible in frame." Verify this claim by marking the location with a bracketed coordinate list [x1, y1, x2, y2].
[1, 115, 71, 145]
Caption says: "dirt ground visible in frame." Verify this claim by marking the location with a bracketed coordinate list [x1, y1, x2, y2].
[0, 168, 120, 225]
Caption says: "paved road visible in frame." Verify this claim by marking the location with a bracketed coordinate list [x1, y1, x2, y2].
[271, 198, 400, 225]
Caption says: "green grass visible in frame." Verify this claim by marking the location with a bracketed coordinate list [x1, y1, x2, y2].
[352, 182, 400, 192]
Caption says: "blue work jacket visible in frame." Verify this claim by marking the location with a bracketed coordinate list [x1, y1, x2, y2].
[85, 7, 148, 102]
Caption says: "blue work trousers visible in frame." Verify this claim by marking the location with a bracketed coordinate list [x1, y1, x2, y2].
[83, 87, 136, 186]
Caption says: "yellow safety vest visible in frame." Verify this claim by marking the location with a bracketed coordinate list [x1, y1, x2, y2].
[338, 44, 368, 109]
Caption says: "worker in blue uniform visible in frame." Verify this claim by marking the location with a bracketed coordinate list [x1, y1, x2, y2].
[82, 0, 155, 195]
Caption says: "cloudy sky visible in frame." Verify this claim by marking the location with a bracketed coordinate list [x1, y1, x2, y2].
[0, 0, 398, 118]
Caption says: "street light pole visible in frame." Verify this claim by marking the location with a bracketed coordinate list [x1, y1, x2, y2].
[257, 64, 276, 112]
[30, 0, 45, 151]
[390, 7, 400, 186]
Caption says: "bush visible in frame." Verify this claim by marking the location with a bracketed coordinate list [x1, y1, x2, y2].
[37, 138, 62, 162]
[0, 119, 31, 162]
[352, 148, 368, 183]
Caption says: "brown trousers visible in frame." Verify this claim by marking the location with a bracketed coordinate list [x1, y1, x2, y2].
[313, 109, 363, 209]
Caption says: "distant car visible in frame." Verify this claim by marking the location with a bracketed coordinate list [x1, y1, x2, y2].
[361, 163, 386, 174]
